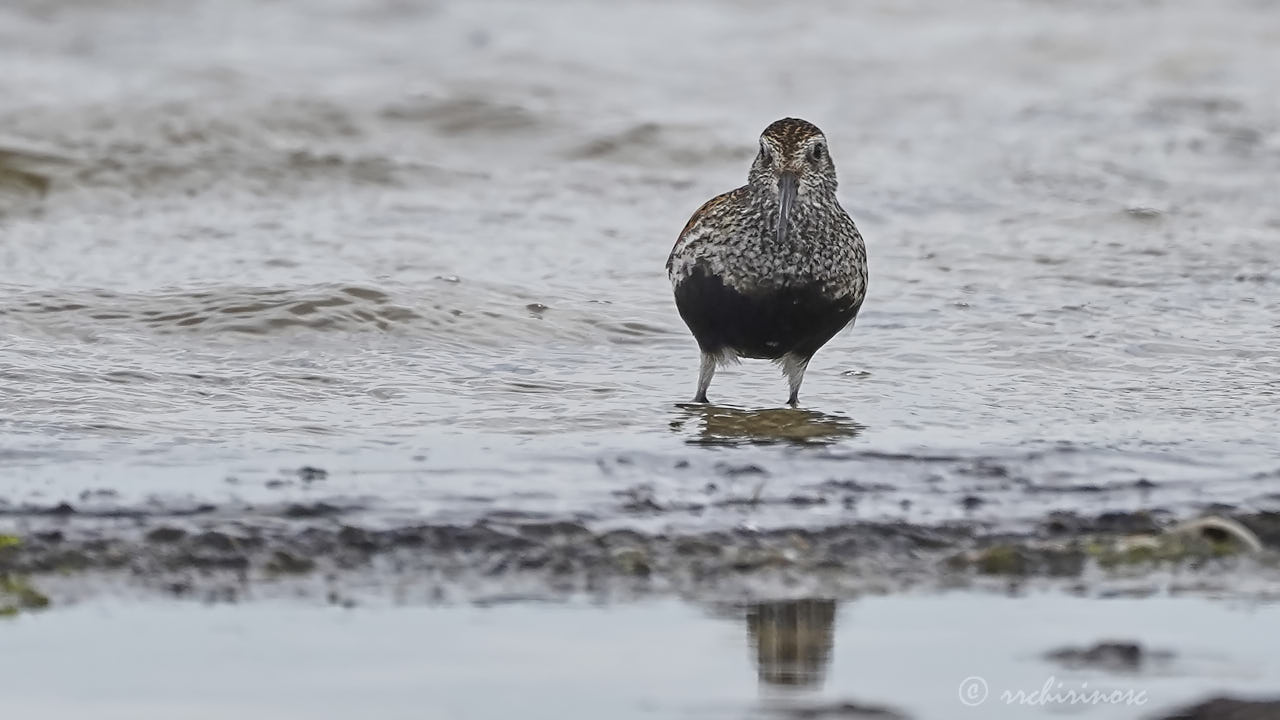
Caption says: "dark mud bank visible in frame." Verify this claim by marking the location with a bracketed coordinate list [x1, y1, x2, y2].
[4, 503, 1279, 606]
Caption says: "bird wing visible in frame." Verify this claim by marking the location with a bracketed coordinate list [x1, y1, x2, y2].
[666, 187, 746, 277]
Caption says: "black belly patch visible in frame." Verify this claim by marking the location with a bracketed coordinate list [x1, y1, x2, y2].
[673, 265, 859, 360]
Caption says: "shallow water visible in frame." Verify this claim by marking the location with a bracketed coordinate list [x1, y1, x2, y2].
[4, 593, 1279, 719]
[2, 0, 1279, 533]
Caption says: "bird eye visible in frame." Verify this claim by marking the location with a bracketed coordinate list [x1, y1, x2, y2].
[810, 143, 826, 161]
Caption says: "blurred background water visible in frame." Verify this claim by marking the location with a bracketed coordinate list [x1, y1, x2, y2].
[4, 0, 1279, 531]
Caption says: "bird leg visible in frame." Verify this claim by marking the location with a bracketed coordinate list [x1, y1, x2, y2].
[781, 353, 810, 407]
[694, 351, 717, 403]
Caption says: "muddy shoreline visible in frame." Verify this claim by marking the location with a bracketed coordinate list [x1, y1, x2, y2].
[9, 497, 1280, 717]
[5, 496, 1279, 607]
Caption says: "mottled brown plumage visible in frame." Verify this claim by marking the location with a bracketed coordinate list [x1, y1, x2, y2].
[667, 118, 868, 406]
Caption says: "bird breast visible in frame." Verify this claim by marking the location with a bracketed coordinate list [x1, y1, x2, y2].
[671, 208, 863, 303]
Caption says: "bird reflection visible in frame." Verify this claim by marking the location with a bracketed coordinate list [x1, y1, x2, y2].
[746, 599, 838, 687]
[671, 404, 863, 447]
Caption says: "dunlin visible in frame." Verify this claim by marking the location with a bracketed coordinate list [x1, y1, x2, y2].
[667, 118, 868, 406]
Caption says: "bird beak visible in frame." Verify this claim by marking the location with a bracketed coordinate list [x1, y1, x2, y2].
[776, 171, 798, 244]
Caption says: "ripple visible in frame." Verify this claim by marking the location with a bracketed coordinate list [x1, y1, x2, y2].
[380, 96, 544, 136]
[565, 123, 752, 167]
[0, 285, 419, 335]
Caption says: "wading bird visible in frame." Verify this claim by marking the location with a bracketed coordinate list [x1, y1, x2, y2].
[666, 118, 868, 406]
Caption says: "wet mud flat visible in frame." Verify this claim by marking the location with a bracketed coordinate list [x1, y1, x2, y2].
[7, 481, 1280, 720]
[9, 502, 1280, 720]
[5, 490, 1280, 608]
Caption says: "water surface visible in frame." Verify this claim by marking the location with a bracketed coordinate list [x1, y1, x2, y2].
[1, 0, 1278, 532]
[3, 593, 1278, 719]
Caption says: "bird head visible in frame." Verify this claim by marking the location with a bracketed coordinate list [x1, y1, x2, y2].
[747, 118, 837, 244]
